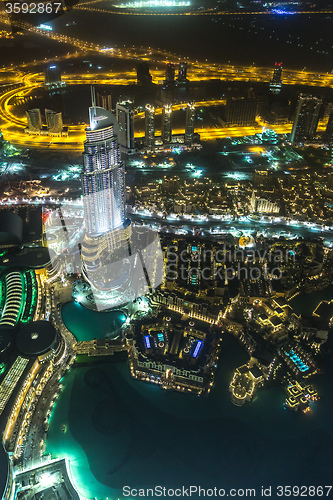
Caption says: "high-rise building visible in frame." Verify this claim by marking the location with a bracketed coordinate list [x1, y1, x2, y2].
[79, 90, 164, 309]
[162, 104, 172, 143]
[324, 102, 333, 119]
[137, 62, 152, 86]
[45, 109, 63, 135]
[328, 172, 333, 188]
[269, 62, 283, 94]
[145, 104, 155, 150]
[290, 94, 322, 144]
[225, 98, 257, 126]
[81, 89, 133, 308]
[177, 62, 188, 85]
[164, 63, 175, 86]
[97, 92, 112, 112]
[185, 102, 195, 145]
[324, 112, 333, 145]
[26, 109, 42, 133]
[44, 65, 65, 89]
[82, 94, 125, 235]
[116, 99, 135, 152]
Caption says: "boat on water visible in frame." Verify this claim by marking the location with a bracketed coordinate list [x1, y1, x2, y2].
[62, 425, 66, 432]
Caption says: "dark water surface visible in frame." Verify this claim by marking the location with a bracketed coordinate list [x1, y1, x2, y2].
[45, 327, 333, 499]
[61, 301, 127, 341]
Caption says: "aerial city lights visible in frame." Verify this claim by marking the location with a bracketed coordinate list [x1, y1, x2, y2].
[0, 2, 333, 499]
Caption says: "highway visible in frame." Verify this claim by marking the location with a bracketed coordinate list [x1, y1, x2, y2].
[0, 12, 332, 148]
[127, 209, 333, 245]
[2, 12, 333, 91]
[0, 74, 329, 147]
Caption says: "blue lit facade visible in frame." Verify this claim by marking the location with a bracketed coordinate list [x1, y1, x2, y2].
[193, 340, 203, 358]
[144, 335, 151, 349]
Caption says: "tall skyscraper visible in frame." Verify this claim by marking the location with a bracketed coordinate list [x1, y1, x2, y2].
[225, 98, 257, 126]
[162, 104, 172, 143]
[290, 94, 322, 144]
[137, 62, 152, 86]
[26, 109, 42, 133]
[116, 99, 135, 153]
[269, 62, 283, 94]
[45, 109, 63, 135]
[82, 92, 125, 235]
[185, 102, 195, 145]
[177, 62, 188, 85]
[145, 104, 155, 150]
[97, 92, 112, 112]
[81, 89, 132, 308]
[324, 112, 333, 145]
[164, 63, 175, 86]
[79, 89, 164, 309]
[44, 65, 65, 89]
[328, 172, 333, 188]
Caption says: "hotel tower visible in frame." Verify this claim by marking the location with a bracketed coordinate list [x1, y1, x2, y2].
[81, 89, 133, 309]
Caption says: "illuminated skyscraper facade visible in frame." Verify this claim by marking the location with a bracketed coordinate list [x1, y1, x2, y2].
[225, 98, 256, 126]
[269, 62, 283, 94]
[116, 99, 135, 152]
[45, 109, 63, 135]
[164, 63, 175, 86]
[145, 104, 155, 150]
[81, 91, 132, 308]
[290, 94, 322, 144]
[162, 104, 172, 143]
[177, 62, 188, 85]
[97, 92, 113, 112]
[44, 65, 65, 89]
[82, 101, 125, 234]
[26, 109, 42, 133]
[185, 102, 195, 145]
[137, 61, 152, 86]
[324, 112, 333, 145]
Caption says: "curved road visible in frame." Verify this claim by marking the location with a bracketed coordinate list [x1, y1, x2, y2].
[128, 210, 333, 244]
